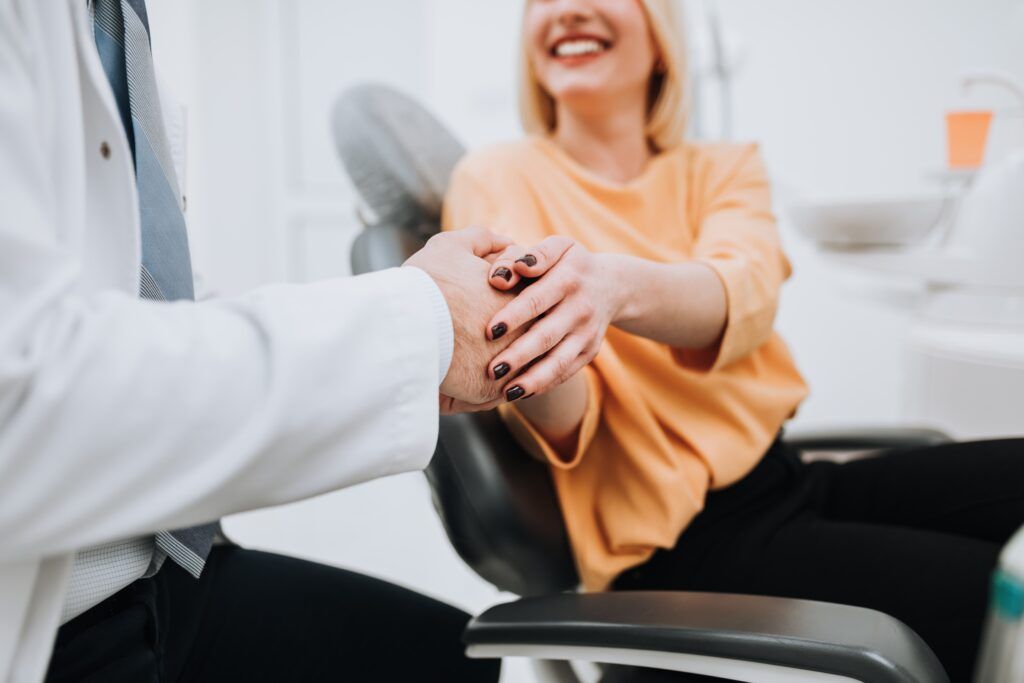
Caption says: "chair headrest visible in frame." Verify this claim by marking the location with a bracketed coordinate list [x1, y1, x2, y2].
[331, 83, 466, 232]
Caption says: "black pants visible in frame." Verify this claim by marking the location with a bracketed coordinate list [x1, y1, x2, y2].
[46, 546, 500, 682]
[613, 438, 1024, 683]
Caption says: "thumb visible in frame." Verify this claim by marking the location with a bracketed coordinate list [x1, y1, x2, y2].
[453, 225, 514, 258]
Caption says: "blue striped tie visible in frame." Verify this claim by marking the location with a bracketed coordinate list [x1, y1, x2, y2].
[93, 0, 215, 578]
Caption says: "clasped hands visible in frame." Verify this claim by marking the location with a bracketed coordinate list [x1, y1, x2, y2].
[404, 226, 622, 415]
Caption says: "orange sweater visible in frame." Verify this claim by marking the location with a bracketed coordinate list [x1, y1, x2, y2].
[442, 136, 809, 591]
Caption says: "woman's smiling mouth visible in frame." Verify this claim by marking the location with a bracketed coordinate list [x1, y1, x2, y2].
[550, 35, 612, 60]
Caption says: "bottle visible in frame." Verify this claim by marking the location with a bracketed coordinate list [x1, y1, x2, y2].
[975, 525, 1024, 682]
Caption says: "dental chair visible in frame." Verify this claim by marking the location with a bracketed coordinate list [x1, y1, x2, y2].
[331, 83, 953, 683]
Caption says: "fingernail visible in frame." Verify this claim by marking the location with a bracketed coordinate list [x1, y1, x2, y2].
[523, 393, 535, 400]
[506, 385, 526, 402]
[491, 322, 507, 340]
[516, 254, 538, 267]
[493, 267, 512, 282]
[493, 362, 511, 380]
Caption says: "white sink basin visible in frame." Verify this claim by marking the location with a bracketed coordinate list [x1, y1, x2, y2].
[786, 196, 947, 248]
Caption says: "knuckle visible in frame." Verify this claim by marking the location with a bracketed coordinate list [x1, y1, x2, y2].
[577, 299, 596, 320]
[562, 277, 581, 296]
[527, 294, 547, 318]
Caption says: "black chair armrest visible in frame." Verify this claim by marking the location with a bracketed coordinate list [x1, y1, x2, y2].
[465, 592, 947, 683]
[784, 427, 953, 453]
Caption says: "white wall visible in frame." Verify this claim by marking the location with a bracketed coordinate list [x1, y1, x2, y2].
[145, 3, 1020, 680]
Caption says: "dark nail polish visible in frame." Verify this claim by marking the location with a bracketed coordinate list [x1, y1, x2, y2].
[493, 267, 512, 281]
[493, 362, 511, 380]
[516, 254, 538, 267]
[506, 385, 526, 402]
[491, 322, 507, 340]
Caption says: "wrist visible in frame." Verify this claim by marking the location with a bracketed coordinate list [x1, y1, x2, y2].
[598, 253, 637, 324]
[403, 266, 455, 385]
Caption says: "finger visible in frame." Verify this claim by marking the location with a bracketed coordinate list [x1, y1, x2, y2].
[511, 235, 575, 278]
[488, 275, 570, 341]
[502, 337, 588, 402]
[440, 395, 505, 415]
[452, 225, 514, 258]
[489, 306, 574, 379]
[488, 245, 528, 290]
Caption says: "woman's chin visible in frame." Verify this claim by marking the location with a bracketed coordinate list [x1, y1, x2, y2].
[548, 84, 619, 111]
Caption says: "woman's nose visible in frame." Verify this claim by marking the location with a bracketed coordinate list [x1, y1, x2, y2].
[554, 0, 596, 28]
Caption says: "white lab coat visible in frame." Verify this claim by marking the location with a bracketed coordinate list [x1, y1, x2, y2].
[0, 1, 446, 680]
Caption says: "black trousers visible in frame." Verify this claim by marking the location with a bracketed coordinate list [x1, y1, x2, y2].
[45, 546, 500, 682]
[613, 437, 1024, 683]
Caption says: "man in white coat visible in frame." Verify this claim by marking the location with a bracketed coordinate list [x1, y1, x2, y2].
[0, 1, 524, 681]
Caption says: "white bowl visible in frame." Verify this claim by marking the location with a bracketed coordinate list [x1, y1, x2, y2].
[786, 196, 946, 248]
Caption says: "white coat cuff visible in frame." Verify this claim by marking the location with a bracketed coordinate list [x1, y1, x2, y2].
[404, 266, 454, 385]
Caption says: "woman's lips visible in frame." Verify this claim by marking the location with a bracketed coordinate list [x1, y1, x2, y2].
[549, 35, 612, 63]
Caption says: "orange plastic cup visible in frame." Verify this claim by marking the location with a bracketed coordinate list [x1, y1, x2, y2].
[946, 110, 993, 169]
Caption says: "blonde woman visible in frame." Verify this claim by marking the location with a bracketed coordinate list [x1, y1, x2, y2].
[442, 0, 1024, 680]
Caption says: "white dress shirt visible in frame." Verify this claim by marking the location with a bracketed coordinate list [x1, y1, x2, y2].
[0, 1, 452, 680]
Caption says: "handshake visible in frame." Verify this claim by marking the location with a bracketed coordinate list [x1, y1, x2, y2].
[404, 226, 620, 415]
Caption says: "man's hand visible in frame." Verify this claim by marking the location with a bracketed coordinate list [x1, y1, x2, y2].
[404, 227, 524, 410]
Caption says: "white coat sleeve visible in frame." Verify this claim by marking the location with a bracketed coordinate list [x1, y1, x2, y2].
[0, 1, 446, 563]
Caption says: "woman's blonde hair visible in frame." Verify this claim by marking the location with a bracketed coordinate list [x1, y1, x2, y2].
[518, 0, 689, 151]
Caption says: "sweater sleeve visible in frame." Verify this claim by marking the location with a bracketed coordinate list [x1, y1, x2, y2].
[675, 144, 792, 371]
[498, 366, 603, 470]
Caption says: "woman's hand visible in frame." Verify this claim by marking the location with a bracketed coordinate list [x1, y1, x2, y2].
[485, 236, 625, 400]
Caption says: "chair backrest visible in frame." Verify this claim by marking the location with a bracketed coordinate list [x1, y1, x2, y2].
[331, 84, 579, 596]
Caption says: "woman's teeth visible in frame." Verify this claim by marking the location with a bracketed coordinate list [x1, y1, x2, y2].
[554, 39, 606, 57]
